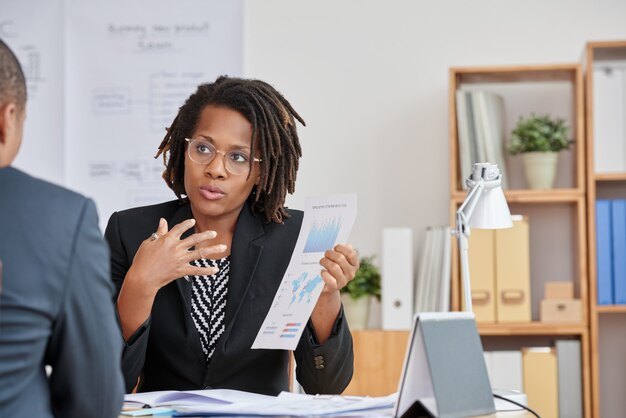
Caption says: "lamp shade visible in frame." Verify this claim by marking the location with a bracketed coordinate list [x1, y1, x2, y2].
[469, 185, 512, 229]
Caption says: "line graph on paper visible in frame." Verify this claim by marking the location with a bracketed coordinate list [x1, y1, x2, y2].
[303, 217, 342, 253]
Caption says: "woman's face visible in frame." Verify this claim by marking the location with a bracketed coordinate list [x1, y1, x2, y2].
[183, 105, 260, 223]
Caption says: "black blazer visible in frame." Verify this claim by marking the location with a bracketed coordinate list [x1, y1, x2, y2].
[105, 199, 353, 395]
[0, 167, 124, 418]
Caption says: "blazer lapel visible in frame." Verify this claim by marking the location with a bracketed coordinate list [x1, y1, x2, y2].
[169, 202, 195, 311]
[167, 202, 206, 365]
[221, 202, 265, 348]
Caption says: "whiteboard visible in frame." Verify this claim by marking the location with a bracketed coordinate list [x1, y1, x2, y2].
[1, 0, 65, 185]
[1, 0, 243, 232]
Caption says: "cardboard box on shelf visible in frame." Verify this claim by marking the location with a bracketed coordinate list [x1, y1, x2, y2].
[540, 299, 582, 323]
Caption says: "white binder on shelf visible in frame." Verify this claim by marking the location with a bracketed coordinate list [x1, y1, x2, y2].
[556, 340, 583, 418]
[382, 228, 414, 330]
[593, 66, 626, 173]
[487, 350, 523, 392]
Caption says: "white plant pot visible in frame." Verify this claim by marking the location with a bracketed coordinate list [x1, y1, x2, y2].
[340, 294, 370, 330]
[522, 151, 559, 189]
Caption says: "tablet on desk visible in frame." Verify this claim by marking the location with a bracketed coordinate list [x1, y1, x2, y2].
[394, 312, 495, 418]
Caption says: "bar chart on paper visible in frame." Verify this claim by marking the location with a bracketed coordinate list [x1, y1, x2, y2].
[252, 193, 357, 350]
[304, 218, 342, 253]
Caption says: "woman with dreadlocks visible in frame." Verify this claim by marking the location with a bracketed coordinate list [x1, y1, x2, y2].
[105, 76, 357, 395]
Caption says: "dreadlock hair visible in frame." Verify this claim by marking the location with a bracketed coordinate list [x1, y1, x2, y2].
[155, 76, 305, 224]
[0, 39, 27, 110]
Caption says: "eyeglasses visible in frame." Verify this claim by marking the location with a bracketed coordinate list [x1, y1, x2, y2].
[184, 138, 262, 175]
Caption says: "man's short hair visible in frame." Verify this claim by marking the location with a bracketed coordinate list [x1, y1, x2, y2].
[0, 39, 27, 109]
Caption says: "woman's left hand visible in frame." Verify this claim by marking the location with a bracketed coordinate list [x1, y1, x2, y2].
[319, 244, 359, 294]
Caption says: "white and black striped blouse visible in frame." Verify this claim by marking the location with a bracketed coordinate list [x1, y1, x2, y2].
[185, 256, 230, 365]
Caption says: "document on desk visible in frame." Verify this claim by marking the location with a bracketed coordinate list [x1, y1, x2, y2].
[173, 391, 397, 416]
[124, 388, 274, 409]
[124, 389, 395, 416]
[252, 193, 357, 350]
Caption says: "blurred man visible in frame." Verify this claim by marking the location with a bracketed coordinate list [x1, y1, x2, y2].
[0, 39, 124, 418]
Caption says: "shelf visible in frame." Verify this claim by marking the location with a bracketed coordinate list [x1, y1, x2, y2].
[451, 188, 584, 204]
[477, 322, 587, 336]
[595, 305, 626, 314]
[595, 173, 626, 182]
[453, 64, 578, 84]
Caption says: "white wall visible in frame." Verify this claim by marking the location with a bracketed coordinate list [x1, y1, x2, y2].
[244, 0, 626, 261]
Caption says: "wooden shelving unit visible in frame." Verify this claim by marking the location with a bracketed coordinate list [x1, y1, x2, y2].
[584, 40, 626, 418]
[477, 322, 588, 336]
[342, 330, 409, 396]
[449, 64, 590, 418]
[595, 305, 626, 314]
[451, 189, 584, 204]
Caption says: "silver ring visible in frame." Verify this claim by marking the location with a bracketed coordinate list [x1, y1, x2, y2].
[150, 232, 159, 242]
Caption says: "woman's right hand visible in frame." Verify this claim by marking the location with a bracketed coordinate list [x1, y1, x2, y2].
[126, 218, 225, 293]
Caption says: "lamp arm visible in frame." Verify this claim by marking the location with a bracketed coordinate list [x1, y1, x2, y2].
[455, 180, 485, 313]
[457, 179, 485, 226]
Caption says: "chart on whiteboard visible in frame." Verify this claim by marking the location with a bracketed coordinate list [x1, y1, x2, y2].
[252, 193, 357, 350]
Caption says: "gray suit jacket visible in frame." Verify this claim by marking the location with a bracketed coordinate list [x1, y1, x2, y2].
[105, 199, 354, 395]
[0, 167, 124, 418]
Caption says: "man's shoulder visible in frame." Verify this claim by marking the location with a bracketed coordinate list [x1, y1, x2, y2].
[2, 167, 87, 205]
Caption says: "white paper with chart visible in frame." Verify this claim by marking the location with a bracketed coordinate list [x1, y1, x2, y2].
[252, 193, 357, 350]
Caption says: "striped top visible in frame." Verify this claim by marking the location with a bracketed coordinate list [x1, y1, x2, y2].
[186, 256, 230, 365]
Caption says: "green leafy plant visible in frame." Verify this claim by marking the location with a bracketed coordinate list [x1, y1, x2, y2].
[341, 255, 381, 301]
[508, 113, 572, 155]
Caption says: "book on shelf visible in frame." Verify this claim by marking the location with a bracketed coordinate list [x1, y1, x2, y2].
[456, 89, 508, 190]
[485, 343, 582, 418]
[523, 347, 559, 418]
[414, 226, 451, 313]
[596, 200, 614, 305]
[592, 65, 626, 173]
[611, 200, 626, 304]
[456, 91, 474, 189]
[556, 340, 583, 418]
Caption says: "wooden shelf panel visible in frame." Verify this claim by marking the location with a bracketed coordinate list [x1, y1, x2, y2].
[453, 64, 579, 84]
[595, 305, 626, 313]
[595, 172, 626, 181]
[477, 322, 587, 336]
[451, 188, 584, 204]
[587, 40, 626, 50]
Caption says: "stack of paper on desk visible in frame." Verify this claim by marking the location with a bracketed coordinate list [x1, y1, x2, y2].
[124, 388, 274, 409]
[124, 389, 396, 416]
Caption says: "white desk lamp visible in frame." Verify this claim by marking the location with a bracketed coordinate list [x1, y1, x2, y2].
[454, 162, 513, 313]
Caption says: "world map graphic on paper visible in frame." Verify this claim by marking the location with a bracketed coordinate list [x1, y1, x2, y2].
[290, 272, 324, 306]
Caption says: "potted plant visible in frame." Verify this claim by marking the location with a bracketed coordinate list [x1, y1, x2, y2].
[340, 255, 381, 330]
[507, 113, 572, 189]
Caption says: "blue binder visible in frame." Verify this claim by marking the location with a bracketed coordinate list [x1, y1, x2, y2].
[611, 200, 626, 304]
[596, 200, 614, 305]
